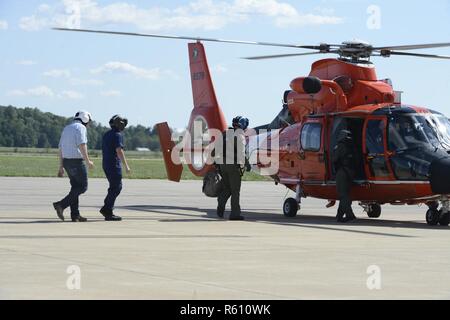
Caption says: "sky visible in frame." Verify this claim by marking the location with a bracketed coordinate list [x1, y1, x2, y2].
[1, 0, 450, 128]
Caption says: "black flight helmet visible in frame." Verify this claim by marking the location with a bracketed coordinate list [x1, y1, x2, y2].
[338, 130, 352, 143]
[110, 115, 128, 132]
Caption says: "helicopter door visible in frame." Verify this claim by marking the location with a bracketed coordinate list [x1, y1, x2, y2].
[363, 117, 393, 180]
[299, 119, 327, 182]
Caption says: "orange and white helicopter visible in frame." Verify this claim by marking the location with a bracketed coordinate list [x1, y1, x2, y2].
[56, 28, 450, 226]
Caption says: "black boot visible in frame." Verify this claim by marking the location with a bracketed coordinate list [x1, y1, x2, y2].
[72, 215, 88, 222]
[344, 213, 357, 222]
[100, 207, 122, 221]
[336, 209, 346, 223]
[53, 202, 65, 221]
[217, 207, 225, 218]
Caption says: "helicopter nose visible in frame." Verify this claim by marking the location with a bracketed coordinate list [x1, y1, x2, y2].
[429, 156, 450, 195]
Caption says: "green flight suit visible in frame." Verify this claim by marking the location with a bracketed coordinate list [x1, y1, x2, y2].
[215, 128, 247, 219]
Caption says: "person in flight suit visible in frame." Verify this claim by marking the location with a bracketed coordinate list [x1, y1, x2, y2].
[100, 115, 131, 221]
[216, 116, 251, 221]
[332, 130, 357, 223]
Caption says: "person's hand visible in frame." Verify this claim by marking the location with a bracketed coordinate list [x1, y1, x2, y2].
[245, 163, 252, 172]
[87, 160, 95, 170]
[125, 165, 131, 174]
[57, 166, 64, 177]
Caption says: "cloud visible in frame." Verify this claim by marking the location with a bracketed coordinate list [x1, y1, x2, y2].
[100, 90, 121, 97]
[60, 90, 84, 99]
[91, 61, 161, 80]
[0, 20, 8, 30]
[26, 86, 55, 97]
[17, 60, 37, 66]
[8, 86, 55, 98]
[43, 69, 72, 78]
[7, 86, 84, 99]
[19, 15, 48, 31]
[232, 0, 298, 17]
[19, 0, 343, 32]
[212, 64, 228, 74]
[38, 4, 52, 13]
[276, 14, 342, 28]
[70, 78, 104, 86]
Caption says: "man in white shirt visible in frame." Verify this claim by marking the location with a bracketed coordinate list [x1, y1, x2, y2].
[53, 111, 95, 222]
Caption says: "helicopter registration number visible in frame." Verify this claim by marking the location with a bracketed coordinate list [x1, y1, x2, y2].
[193, 72, 205, 80]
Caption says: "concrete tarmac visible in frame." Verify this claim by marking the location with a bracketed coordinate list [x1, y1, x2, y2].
[0, 177, 449, 300]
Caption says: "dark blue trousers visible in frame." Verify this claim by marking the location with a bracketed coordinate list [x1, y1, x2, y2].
[103, 169, 123, 211]
[60, 159, 88, 217]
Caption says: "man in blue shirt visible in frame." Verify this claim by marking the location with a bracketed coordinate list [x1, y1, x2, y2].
[100, 115, 131, 221]
[53, 110, 95, 222]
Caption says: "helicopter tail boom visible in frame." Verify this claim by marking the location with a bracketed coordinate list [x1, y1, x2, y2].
[158, 42, 227, 180]
[184, 42, 227, 177]
[187, 42, 227, 133]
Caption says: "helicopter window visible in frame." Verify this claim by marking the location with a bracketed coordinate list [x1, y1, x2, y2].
[301, 123, 322, 151]
[366, 120, 385, 154]
[388, 114, 441, 152]
[366, 120, 390, 177]
[387, 114, 447, 181]
[434, 116, 450, 149]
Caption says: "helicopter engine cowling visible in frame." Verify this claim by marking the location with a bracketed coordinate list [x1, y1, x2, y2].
[288, 76, 348, 120]
[290, 76, 322, 95]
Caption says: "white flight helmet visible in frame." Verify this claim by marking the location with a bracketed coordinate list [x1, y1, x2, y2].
[74, 110, 92, 125]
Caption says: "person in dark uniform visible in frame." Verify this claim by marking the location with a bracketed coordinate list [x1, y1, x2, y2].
[332, 130, 357, 223]
[216, 116, 251, 221]
[100, 115, 131, 221]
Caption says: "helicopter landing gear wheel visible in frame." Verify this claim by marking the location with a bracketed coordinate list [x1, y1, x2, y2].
[367, 204, 382, 218]
[426, 209, 440, 226]
[283, 198, 299, 218]
[439, 210, 450, 227]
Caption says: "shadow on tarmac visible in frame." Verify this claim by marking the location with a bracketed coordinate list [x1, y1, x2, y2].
[119, 204, 449, 237]
[1, 204, 447, 238]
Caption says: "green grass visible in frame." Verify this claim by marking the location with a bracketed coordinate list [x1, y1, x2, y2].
[0, 153, 267, 181]
[0, 147, 162, 159]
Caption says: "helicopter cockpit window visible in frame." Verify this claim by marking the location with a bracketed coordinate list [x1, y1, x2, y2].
[388, 114, 441, 152]
[387, 114, 450, 180]
[301, 123, 322, 152]
[433, 115, 450, 149]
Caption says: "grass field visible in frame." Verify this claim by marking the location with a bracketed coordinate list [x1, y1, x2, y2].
[0, 147, 162, 159]
[0, 149, 267, 181]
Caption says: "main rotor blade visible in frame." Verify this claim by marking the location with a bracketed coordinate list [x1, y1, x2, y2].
[53, 27, 322, 50]
[374, 43, 450, 51]
[385, 51, 450, 60]
[242, 51, 334, 60]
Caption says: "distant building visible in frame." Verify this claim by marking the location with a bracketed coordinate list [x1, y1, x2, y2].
[135, 147, 150, 152]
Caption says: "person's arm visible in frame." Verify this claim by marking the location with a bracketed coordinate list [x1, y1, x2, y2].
[58, 149, 64, 177]
[79, 143, 95, 169]
[116, 147, 131, 174]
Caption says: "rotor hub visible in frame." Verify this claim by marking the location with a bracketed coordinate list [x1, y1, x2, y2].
[338, 41, 374, 62]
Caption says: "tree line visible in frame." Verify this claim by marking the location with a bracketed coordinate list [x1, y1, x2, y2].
[0, 105, 161, 151]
